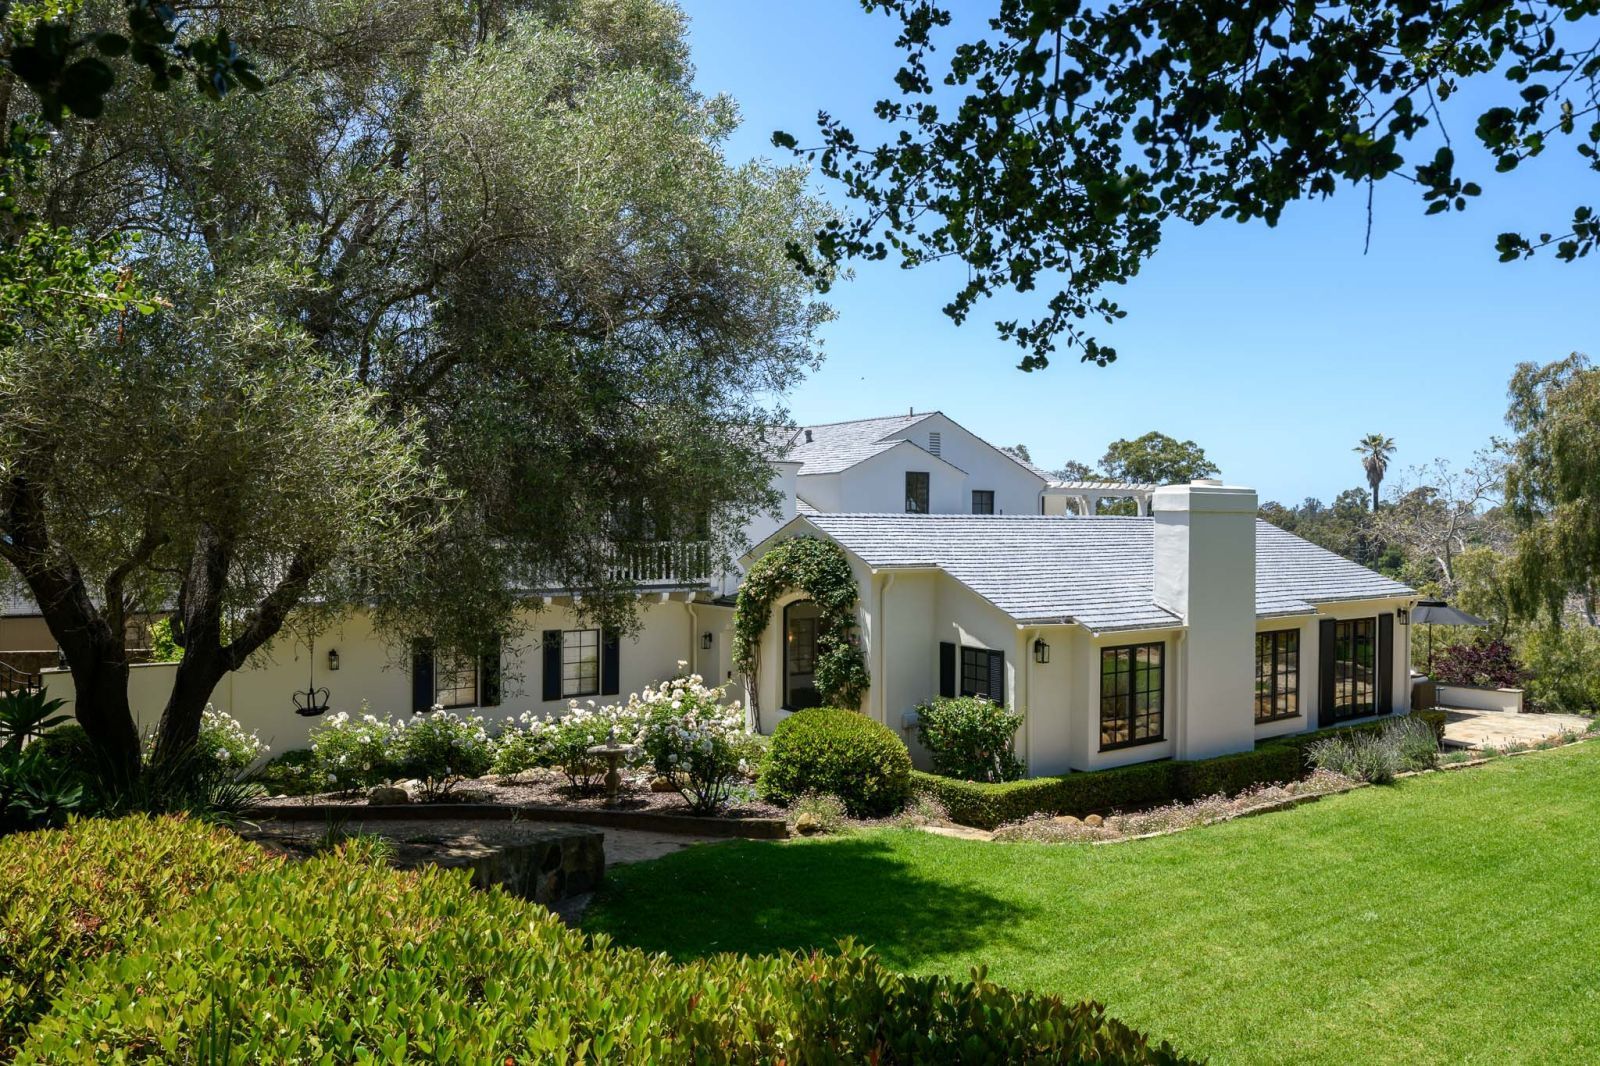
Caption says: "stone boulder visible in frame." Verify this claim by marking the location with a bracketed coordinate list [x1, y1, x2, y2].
[367, 784, 411, 806]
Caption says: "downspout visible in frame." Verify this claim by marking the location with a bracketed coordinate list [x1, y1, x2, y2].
[1175, 628, 1189, 758]
[685, 600, 700, 678]
[876, 572, 895, 725]
[1021, 627, 1035, 773]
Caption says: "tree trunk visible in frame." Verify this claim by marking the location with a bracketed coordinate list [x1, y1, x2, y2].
[60, 632, 142, 786]
[149, 524, 316, 770]
[152, 644, 228, 769]
[2, 475, 143, 784]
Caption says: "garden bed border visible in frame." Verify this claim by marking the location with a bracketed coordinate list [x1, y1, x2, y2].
[245, 802, 791, 840]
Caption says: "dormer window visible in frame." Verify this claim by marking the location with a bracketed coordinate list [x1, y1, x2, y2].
[905, 471, 930, 513]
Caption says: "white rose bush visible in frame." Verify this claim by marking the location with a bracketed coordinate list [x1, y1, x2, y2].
[296, 665, 758, 812]
[637, 671, 762, 815]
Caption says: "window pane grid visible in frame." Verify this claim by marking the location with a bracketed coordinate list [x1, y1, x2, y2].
[905, 472, 930, 514]
[561, 628, 600, 698]
[1255, 629, 1300, 722]
[960, 647, 996, 701]
[1100, 642, 1164, 750]
[971, 490, 994, 515]
[1332, 619, 1376, 721]
[434, 650, 477, 709]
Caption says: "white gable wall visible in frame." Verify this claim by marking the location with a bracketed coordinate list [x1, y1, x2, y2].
[879, 412, 1045, 515]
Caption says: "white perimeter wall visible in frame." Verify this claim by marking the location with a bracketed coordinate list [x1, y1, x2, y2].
[41, 599, 734, 754]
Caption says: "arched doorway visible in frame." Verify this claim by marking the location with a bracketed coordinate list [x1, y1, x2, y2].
[782, 600, 822, 711]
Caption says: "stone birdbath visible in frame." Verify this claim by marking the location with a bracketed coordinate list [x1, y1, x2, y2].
[586, 732, 639, 808]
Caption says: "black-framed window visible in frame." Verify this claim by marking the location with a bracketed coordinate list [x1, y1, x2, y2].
[905, 471, 930, 513]
[971, 490, 995, 514]
[561, 628, 601, 698]
[959, 646, 1005, 704]
[433, 649, 478, 709]
[1255, 629, 1300, 722]
[1100, 642, 1164, 750]
[1332, 618, 1376, 720]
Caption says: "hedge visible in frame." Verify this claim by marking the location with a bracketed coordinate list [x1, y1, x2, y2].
[0, 814, 276, 1048]
[914, 710, 1451, 830]
[8, 817, 1197, 1064]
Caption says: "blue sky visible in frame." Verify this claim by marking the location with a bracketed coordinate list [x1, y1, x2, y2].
[681, 0, 1598, 505]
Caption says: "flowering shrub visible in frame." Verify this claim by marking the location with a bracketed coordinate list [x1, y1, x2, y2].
[915, 696, 1025, 782]
[195, 706, 270, 774]
[636, 673, 756, 814]
[142, 706, 268, 779]
[489, 712, 555, 781]
[545, 701, 642, 793]
[308, 708, 399, 794]
[391, 711, 493, 801]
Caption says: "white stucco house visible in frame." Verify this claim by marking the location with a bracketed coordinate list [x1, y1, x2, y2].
[22, 410, 1418, 775]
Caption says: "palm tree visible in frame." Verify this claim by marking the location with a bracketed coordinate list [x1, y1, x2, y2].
[1354, 434, 1396, 511]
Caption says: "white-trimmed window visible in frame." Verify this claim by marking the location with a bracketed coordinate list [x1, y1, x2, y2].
[562, 628, 601, 697]
[434, 649, 478, 709]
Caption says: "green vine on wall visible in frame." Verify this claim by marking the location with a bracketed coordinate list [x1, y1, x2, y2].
[733, 537, 870, 730]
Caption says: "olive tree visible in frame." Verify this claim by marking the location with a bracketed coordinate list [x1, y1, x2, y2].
[3, 0, 831, 781]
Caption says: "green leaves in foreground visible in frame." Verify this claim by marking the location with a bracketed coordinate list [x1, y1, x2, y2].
[8, 816, 1196, 1063]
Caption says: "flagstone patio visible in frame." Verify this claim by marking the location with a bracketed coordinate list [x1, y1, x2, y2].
[1440, 707, 1592, 750]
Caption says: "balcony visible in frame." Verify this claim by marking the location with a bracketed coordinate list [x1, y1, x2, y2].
[603, 540, 713, 589]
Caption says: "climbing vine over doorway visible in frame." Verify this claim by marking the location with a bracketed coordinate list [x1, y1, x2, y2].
[733, 537, 870, 730]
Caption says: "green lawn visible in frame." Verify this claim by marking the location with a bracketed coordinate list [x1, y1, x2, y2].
[584, 743, 1600, 1064]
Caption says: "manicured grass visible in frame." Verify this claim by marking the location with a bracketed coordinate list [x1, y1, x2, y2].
[585, 744, 1600, 1064]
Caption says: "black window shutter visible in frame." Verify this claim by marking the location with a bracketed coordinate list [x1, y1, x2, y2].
[939, 642, 956, 698]
[541, 630, 562, 702]
[411, 640, 434, 713]
[1318, 619, 1337, 727]
[479, 636, 502, 707]
[987, 650, 1005, 707]
[601, 629, 621, 696]
[1377, 613, 1395, 715]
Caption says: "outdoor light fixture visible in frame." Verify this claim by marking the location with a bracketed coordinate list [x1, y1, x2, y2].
[294, 638, 331, 717]
[1034, 638, 1051, 664]
[1396, 608, 1410, 626]
[701, 631, 714, 650]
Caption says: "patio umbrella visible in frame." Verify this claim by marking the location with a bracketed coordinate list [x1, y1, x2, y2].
[1412, 600, 1491, 674]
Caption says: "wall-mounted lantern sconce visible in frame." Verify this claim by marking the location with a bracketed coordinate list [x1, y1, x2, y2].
[1033, 638, 1051, 665]
[327, 648, 341, 671]
[1396, 608, 1410, 626]
[701, 631, 714, 650]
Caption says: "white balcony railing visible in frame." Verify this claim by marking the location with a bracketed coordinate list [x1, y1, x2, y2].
[604, 541, 713, 588]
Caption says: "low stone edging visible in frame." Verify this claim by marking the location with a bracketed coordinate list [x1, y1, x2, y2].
[244, 801, 791, 840]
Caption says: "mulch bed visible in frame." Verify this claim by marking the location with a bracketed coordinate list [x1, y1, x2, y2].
[252, 767, 785, 821]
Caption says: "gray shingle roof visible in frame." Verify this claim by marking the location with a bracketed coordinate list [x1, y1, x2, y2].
[804, 513, 1180, 631]
[787, 413, 937, 475]
[1254, 520, 1414, 616]
[792, 514, 1413, 632]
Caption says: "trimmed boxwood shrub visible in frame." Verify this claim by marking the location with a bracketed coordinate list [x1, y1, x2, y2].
[0, 815, 276, 1046]
[915, 710, 1451, 829]
[12, 818, 1197, 1065]
[759, 708, 913, 817]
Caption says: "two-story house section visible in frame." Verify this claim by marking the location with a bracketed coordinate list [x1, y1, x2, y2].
[786, 411, 1046, 516]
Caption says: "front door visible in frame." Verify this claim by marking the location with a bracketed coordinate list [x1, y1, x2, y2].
[783, 600, 822, 710]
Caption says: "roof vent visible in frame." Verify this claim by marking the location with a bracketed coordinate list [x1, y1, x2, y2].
[928, 431, 941, 456]
[804, 429, 813, 443]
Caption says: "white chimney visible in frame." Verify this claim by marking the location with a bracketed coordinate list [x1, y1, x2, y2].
[1151, 479, 1258, 760]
